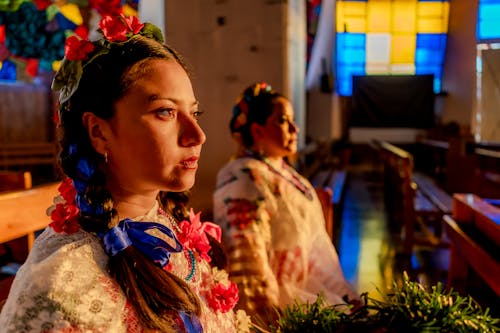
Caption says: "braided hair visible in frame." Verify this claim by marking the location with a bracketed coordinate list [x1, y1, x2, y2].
[58, 35, 201, 332]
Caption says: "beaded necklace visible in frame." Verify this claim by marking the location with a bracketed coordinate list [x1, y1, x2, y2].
[242, 149, 314, 200]
[157, 207, 196, 282]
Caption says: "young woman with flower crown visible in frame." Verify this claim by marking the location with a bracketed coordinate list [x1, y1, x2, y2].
[0, 15, 250, 333]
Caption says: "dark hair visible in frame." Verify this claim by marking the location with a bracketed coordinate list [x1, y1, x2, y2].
[230, 82, 284, 147]
[58, 35, 201, 332]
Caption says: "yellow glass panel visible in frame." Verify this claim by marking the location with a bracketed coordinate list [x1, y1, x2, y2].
[392, 1, 417, 33]
[337, 1, 367, 33]
[367, 0, 391, 33]
[417, 2, 449, 33]
[391, 34, 416, 64]
[59, 3, 83, 26]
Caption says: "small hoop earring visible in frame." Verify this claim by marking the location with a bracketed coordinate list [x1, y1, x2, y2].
[104, 152, 108, 163]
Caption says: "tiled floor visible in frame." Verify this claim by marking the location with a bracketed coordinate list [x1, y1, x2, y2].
[337, 164, 450, 300]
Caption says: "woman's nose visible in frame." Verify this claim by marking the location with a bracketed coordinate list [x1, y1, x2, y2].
[290, 120, 300, 134]
[180, 115, 206, 147]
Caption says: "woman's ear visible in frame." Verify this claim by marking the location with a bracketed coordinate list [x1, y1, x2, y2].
[81, 112, 110, 155]
[250, 122, 265, 141]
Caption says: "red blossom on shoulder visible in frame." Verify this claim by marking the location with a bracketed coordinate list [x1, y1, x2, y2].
[58, 177, 76, 204]
[99, 14, 144, 42]
[64, 36, 95, 61]
[49, 203, 80, 234]
[177, 209, 222, 262]
[206, 281, 239, 313]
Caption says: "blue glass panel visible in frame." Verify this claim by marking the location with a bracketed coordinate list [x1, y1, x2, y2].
[477, 2, 500, 40]
[416, 34, 447, 65]
[336, 33, 366, 95]
[336, 64, 365, 96]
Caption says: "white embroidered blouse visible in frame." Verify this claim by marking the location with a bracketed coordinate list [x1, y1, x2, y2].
[213, 156, 359, 319]
[0, 201, 250, 333]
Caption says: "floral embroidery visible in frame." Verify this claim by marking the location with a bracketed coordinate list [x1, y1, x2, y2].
[202, 268, 239, 313]
[224, 198, 263, 230]
[177, 209, 221, 263]
[48, 178, 80, 234]
[99, 14, 144, 42]
[63, 36, 95, 61]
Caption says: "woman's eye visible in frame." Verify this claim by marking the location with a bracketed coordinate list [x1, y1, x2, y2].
[156, 108, 175, 118]
[278, 117, 288, 124]
[193, 110, 204, 120]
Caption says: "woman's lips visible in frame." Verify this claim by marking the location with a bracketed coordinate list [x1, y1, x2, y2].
[182, 156, 199, 169]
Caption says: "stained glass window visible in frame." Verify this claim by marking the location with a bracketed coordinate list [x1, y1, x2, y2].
[336, 0, 449, 95]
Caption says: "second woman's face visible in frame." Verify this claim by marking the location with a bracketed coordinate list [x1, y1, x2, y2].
[258, 97, 299, 159]
[105, 59, 206, 194]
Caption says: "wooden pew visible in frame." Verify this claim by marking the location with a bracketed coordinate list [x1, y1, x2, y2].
[0, 181, 58, 303]
[444, 194, 500, 299]
[375, 140, 452, 255]
[0, 182, 58, 251]
[311, 169, 348, 245]
[473, 147, 500, 198]
[0, 142, 58, 176]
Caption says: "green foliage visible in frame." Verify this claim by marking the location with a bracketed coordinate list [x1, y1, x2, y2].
[255, 273, 500, 333]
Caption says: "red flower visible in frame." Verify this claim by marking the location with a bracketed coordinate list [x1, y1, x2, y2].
[99, 14, 144, 42]
[58, 178, 77, 204]
[49, 203, 80, 234]
[64, 36, 95, 61]
[74, 25, 89, 40]
[206, 281, 239, 313]
[177, 209, 222, 262]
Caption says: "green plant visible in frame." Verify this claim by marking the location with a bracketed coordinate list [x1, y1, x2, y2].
[253, 273, 499, 333]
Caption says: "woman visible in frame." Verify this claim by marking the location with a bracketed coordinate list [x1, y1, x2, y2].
[0, 15, 249, 333]
[213, 82, 359, 323]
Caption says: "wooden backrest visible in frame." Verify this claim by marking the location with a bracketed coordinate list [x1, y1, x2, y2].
[444, 194, 500, 297]
[315, 187, 333, 240]
[0, 171, 32, 192]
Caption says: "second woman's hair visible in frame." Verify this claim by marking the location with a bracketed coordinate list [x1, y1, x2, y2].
[230, 82, 284, 147]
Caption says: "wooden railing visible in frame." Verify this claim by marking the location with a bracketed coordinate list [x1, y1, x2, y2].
[444, 194, 500, 299]
[373, 140, 452, 255]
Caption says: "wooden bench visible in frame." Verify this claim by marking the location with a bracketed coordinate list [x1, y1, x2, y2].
[0, 181, 58, 303]
[0, 170, 32, 193]
[0, 142, 58, 174]
[311, 169, 347, 245]
[0, 182, 58, 250]
[444, 194, 500, 300]
[375, 140, 452, 255]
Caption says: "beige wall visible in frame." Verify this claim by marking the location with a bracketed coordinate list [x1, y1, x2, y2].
[164, 0, 306, 213]
[441, 0, 478, 129]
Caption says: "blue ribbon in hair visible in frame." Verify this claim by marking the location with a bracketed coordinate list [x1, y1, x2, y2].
[179, 311, 203, 333]
[101, 218, 183, 268]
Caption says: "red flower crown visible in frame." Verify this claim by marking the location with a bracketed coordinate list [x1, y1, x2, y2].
[52, 14, 165, 107]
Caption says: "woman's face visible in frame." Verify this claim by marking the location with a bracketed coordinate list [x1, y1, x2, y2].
[104, 59, 206, 194]
[256, 97, 299, 159]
